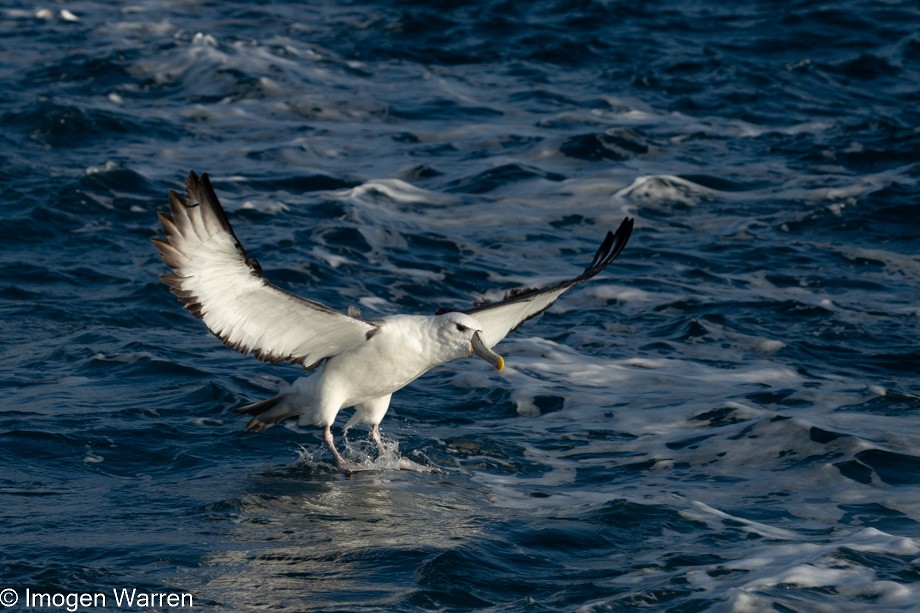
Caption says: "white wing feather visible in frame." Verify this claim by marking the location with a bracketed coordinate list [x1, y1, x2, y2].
[452, 217, 634, 349]
[154, 172, 375, 369]
[466, 288, 572, 348]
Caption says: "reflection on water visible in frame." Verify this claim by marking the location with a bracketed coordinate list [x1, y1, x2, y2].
[201, 464, 495, 609]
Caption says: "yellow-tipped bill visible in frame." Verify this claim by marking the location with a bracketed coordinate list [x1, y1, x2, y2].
[471, 331, 504, 372]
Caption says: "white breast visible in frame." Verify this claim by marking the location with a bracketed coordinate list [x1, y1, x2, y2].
[319, 315, 450, 407]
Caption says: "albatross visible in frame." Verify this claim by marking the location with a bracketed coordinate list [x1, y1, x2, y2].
[154, 171, 633, 473]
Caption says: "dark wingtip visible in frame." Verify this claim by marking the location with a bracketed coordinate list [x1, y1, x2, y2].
[608, 216, 634, 263]
[590, 230, 616, 269]
[181, 171, 203, 208]
[578, 216, 634, 282]
[183, 171, 237, 237]
[197, 172, 220, 203]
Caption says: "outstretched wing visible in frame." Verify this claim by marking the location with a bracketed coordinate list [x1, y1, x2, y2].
[153, 171, 375, 369]
[449, 217, 634, 348]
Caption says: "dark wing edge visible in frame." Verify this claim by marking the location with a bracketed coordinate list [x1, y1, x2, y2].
[155, 172, 249, 319]
[441, 216, 634, 346]
[153, 171, 375, 368]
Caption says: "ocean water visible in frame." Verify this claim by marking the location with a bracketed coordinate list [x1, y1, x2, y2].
[1, 0, 919, 611]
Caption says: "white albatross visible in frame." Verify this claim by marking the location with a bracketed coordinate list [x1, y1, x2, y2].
[154, 171, 634, 473]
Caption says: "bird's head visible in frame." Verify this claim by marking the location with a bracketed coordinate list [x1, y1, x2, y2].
[438, 312, 504, 372]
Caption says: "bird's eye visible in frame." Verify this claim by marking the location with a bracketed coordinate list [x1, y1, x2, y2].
[456, 323, 467, 332]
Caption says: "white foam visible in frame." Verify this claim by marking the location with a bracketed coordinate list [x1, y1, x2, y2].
[683, 501, 799, 540]
[240, 199, 290, 213]
[615, 174, 717, 206]
[754, 339, 785, 353]
[192, 31, 218, 48]
[85, 160, 121, 175]
[338, 179, 454, 206]
[191, 417, 224, 426]
[586, 284, 656, 304]
[308, 247, 354, 269]
[722, 530, 920, 608]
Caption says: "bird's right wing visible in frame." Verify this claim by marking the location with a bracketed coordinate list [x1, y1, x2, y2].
[153, 171, 376, 369]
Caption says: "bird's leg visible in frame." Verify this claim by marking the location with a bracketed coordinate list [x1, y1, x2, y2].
[370, 424, 440, 473]
[370, 424, 385, 449]
[324, 425, 367, 474]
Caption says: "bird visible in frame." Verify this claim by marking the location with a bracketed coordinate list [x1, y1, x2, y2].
[153, 171, 634, 473]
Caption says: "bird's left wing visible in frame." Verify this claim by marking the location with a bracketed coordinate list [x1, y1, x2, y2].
[445, 217, 634, 348]
[153, 171, 376, 369]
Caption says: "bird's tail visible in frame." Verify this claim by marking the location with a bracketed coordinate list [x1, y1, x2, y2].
[235, 394, 297, 432]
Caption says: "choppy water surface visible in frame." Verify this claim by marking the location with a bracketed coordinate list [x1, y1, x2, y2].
[1, 1, 919, 611]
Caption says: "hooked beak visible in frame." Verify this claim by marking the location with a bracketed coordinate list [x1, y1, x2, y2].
[471, 331, 504, 372]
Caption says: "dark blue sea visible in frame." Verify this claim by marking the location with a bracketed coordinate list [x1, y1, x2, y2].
[2, 1, 919, 611]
